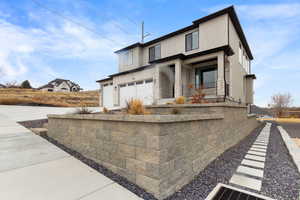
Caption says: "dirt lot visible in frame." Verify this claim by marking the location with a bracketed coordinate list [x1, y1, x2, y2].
[0, 88, 99, 107]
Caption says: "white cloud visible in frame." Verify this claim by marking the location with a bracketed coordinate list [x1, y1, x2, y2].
[0, 9, 137, 85]
[237, 3, 300, 20]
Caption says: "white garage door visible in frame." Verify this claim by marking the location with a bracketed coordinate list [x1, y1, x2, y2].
[102, 84, 114, 108]
[119, 79, 153, 107]
[119, 83, 136, 107]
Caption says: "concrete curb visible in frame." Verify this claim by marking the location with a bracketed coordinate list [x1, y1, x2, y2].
[277, 126, 300, 173]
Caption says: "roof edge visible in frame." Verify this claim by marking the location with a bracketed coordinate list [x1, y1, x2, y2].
[113, 5, 253, 60]
[96, 77, 113, 83]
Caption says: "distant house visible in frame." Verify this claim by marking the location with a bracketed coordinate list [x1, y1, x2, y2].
[38, 79, 82, 92]
[0, 84, 6, 88]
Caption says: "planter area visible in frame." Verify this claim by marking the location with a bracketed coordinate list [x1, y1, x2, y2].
[47, 103, 259, 199]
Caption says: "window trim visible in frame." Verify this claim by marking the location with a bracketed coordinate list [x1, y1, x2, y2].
[185, 30, 199, 52]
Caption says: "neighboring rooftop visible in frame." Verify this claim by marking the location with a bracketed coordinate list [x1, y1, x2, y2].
[0, 84, 6, 88]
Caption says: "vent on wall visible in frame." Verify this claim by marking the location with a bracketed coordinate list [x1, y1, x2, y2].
[205, 184, 274, 200]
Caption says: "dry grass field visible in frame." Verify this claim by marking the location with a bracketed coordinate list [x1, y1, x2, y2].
[0, 88, 99, 107]
[259, 117, 300, 123]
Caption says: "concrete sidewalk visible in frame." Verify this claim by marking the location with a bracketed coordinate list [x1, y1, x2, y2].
[0, 106, 141, 200]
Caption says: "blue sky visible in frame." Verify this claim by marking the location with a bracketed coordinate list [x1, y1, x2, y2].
[0, 0, 299, 106]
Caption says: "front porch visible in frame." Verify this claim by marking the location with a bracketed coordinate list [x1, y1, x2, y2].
[153, 51, 230, 103]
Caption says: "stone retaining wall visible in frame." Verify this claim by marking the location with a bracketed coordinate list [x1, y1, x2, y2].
[48, 104, 259, 199]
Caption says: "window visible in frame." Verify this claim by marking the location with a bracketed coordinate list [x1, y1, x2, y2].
[136, 81, 143, 85]
[149, 44, 161, 62]
[195, 66, 217, 89]
[186, 31, 199, 51]
[122, 50, 133, 65]
[145, 79, 153, 83]
[239, 43, 242, 64]
[245, 56, 250, 74]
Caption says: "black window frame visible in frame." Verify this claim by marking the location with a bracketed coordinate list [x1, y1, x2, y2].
[149, 44, 161, 62]
[195, 65, 217, 89]
[185, 30, 199, 52]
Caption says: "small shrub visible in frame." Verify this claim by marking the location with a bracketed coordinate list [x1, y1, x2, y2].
[171, 108, 180, 115]
[102, 107, 114, 114]
[75, 106, 93, 114]
[125, 99, 150, 115]
[190, 85, 206, 104]
[175, 96, 185, 104]
[103, 107, 109, 113]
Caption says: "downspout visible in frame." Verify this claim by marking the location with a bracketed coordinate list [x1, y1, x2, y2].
[224, 14, 230, 102]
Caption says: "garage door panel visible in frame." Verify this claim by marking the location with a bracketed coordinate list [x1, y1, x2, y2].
[136, 82, 153, 105]
[119, 80, 153, 107]
[103, 85, 113, 108]
[120, 85, 135, 107]
[144, 82, 153, 105]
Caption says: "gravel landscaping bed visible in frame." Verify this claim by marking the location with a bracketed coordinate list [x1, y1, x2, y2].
[19, 119, 300, 200]
[278, 122, 300, 138]
[261, 123, 300, 200]
[18, 119, 48, 129]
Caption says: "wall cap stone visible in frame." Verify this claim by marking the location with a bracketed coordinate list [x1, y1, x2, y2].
[48, 113, 224, 123]
[247, 114, 257, 118]
[147, 102, 247, 109]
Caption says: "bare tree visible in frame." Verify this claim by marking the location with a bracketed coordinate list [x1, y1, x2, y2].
[270, 93, 293, 117]
[5, 81, 20, 88]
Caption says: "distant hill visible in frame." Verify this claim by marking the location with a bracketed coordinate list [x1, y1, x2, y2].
[0, 88, 99, 107]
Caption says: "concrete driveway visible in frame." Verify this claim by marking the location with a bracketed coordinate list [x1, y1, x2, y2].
[0, 105, 141, 200]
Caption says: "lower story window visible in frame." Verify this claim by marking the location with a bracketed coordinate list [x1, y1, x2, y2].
[195, 66, 217, 89]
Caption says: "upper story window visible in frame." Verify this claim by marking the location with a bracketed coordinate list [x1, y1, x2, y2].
[185, 31, 199, 51]
[122, 50, 133, 65]
[238, 43, 242, 64]
[149, 44, 161, 62]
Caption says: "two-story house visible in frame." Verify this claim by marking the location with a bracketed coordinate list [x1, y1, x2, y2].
[38, 79, 82, 92]
[97, 6, 256, 108]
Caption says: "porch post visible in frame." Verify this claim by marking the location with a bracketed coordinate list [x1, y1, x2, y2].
[217, 52, 225, 97]
[175, 59, 183, 98]
[153, 64, 160, 103]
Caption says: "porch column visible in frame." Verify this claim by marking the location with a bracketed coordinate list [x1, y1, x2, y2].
[217, 52, 225, 97]
[153, 64, 160, 103]
[175, 59, 183, 98]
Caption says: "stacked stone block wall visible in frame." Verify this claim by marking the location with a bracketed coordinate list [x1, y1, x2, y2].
[48, 104, 258, 199]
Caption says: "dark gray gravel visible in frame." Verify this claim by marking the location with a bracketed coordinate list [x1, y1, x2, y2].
[18, 119, 48, 129]
[20, 120, 300, 200]
[279, 122, 300, 138]
[261, 123, 300, 200]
